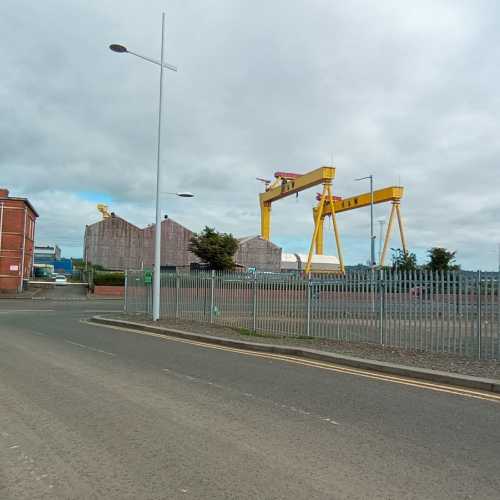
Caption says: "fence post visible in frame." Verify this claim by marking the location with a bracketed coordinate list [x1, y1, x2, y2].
[378, 268, 384, 344]
[252, 272, 257, 332]
[175, 274, 180, 319]
[210, 270, 215, 324]
[477, 270, 482, 359]
[124, 270, 128, 312]
[306, 275, 311, 337]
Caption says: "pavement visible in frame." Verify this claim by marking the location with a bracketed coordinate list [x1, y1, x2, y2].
[1, 299, 500, 499]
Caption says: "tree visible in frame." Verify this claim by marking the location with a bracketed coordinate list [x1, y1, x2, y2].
[391, 248, 417, 272]
[72, 258, 85, 269]
[426, 247, 459, 272]
[189, 226, 239, 271]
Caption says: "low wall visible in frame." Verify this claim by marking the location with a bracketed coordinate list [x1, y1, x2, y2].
[94, 285, 124, 297]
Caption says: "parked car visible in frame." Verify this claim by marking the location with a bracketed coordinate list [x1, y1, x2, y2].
[55, 274, 68, 285]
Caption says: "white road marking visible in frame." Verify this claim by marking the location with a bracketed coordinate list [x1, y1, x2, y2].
[83, 310, 122, 313]
[92, 320, 500, 404]
[31, 331, 47, 337]
[0, 309, 55, 314]
[9, 444, 20, 449]
[64, 340, 116, 357]
[161, 367, 341, 426]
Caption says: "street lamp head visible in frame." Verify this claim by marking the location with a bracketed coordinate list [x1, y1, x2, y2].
[109, 44, 128, 53]
[161, 191, 195, 197]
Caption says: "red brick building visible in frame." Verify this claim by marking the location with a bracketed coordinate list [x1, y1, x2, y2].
[0, 188, 38, 293]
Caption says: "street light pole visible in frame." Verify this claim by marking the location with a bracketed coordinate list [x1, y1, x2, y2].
[152, 13, 166, 322]
[110, 12, 177, 321]
[355, 174, 376, 268]
[370, 175, 375, 268]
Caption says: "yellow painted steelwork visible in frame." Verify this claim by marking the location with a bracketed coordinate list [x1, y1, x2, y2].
[306, 182, 344, 274]
[313, 186, 407, 266]
[97, 204, 111, 219]
[258, 166, 344, 274]
[259, 167, 335, 205]
[259, 167, 335, 240]
[327, 186, 404, 214]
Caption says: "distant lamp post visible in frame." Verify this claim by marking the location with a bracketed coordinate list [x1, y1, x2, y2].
[109, 12, 177, 322]
[377, 217, 385, 266]
[355, 174, 375, 268]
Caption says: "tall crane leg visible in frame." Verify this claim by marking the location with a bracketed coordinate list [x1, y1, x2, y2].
[305, 186, 327, 274]
[395, 203, 408, 254]
[380, 203, 396, 267]
[315, 215, 324, 255]
[327, 185, 345, 273]
[260, 201, 271, 240]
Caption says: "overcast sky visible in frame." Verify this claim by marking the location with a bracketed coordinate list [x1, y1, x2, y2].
[2, 0, 499, 269]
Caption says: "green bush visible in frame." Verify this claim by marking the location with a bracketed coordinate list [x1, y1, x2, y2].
[94, 272, 125, 286]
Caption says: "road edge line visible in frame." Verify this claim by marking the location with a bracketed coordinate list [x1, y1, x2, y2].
[88, 315, 500, 394]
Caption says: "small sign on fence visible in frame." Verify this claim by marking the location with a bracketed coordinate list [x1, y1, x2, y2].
[144, 270, 153, 284]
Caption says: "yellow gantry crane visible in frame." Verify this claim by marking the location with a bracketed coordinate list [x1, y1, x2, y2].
[258, 167, 409, 273]
[258, 166, 345, 274]
[312, 186, 407, 266]
[97, 204, 111, 219]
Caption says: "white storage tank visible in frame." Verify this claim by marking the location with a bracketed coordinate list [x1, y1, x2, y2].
[280, 252, 340, 272]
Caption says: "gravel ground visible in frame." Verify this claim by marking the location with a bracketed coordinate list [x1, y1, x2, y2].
[101, 312, 500, 380]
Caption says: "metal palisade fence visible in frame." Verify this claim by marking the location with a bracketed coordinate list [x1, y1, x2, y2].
[125, 269, 500, 360]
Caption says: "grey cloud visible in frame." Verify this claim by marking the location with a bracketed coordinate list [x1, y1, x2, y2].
[2, 0, 499, 268]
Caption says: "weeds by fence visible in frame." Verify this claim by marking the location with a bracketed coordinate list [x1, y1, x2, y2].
[125, 269, 499, 360]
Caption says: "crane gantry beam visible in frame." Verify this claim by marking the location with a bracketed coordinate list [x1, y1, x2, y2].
[322, 186, 404, 214]
[313, 186, 407, 266]
[259, 166, 345, 273]
[259, 166, 336, 240]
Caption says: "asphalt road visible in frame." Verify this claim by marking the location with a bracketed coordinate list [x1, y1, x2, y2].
[0, 299, 499, 499]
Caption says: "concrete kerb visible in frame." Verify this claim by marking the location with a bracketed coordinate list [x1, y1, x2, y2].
[89, 315, 500, 394]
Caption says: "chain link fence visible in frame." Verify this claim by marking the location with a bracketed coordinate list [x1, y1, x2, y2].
[124, 269, 499, 360]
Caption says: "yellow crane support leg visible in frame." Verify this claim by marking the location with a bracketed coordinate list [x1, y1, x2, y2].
[327, 186, 345, 274]
[305, 187, 327, 274]
[380, 203, 397, 267]
[315, 215, 324, 255]
[380, 202, 408, 266]
[260, 201, 271, 241]
[395, 203, 408, 254]
[305, 184, 345, 274]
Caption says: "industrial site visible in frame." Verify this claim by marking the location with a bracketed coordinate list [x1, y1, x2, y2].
[82, 165, 407, 275]
[2, 3, 500, 498]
